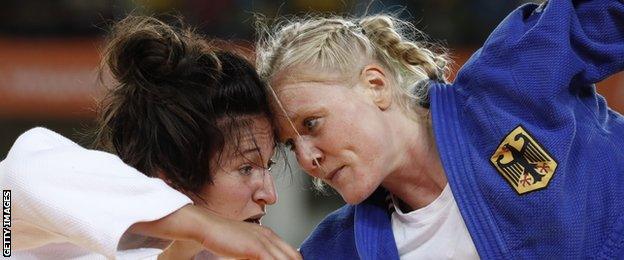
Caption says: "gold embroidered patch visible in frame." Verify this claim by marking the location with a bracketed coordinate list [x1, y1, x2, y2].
[490, 125, 557, 194]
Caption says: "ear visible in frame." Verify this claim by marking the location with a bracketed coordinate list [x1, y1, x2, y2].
[359, 64, 392, 110]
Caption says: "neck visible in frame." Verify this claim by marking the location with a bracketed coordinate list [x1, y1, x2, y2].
[381, 111, 447, 211]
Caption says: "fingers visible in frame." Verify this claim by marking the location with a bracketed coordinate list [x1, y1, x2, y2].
[244, 226, 299, 260]
[261, 228, 302, 260]
[258, 237, 288, 260]
[252, 227, 299, 260]
[194, 207, 300, 260]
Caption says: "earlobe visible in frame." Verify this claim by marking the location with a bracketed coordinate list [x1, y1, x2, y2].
[360, 64, 392, 110]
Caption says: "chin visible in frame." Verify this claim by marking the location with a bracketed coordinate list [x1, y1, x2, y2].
[340, 187, 375, 205]
[335, 173, 382, 205]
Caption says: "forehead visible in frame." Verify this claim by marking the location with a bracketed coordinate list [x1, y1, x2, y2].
[220, 116, 275, 155]
[272, 80, 351, 118]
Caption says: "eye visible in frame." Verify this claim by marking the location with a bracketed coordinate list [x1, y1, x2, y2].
[238, 165, 254, 176]
[303, 117, 319, 131]
[267, 159, 276, 172]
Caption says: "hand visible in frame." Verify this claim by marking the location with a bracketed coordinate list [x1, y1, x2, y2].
[130, 204, 301, 260]
[158, 240, 203, 260]
[197, 210, 301, 260]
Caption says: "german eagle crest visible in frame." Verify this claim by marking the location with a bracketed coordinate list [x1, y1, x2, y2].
[490, 125, 558, 194]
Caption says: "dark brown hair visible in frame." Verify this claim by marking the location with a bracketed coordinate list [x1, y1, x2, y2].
[94, 16, 273, 199]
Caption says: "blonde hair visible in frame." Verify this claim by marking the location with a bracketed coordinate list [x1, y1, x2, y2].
[257, 14, 449, 190]
[256, 14, 449, 114]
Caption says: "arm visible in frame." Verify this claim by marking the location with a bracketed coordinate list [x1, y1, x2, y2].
[456, 0, 624, 96]
[2, 128, 300, 259]
[156, 240, 204, 260]
[131, 205, 301, 260]
[2, 128, 192, 257]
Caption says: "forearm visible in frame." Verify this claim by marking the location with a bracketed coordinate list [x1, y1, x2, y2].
[130, 204, 302, 259]
[128, 204, 208, 243]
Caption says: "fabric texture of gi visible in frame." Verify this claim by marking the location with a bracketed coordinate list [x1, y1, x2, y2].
[300, 0, 624, 258]
[0, 127, 192, 259]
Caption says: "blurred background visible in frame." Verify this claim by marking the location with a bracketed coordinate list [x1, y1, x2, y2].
[1, 0, 622, 248]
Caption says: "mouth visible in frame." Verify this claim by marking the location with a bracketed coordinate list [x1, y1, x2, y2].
[244, 213, 265, 225]
[324, 166, 345, 182]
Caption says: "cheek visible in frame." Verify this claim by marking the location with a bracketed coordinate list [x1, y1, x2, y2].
[199, 177, 254, 219]
[318, 102, 387, 162]
[345, 117, 387, 159]
[345, 118, 391, 180]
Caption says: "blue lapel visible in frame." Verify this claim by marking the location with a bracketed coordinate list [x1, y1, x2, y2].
[354, 188, 400, 260]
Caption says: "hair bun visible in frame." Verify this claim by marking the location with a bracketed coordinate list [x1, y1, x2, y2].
[104, 16, 208, 88]
[128, 34, 185, 78]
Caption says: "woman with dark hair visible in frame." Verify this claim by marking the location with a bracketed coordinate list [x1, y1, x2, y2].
[1, 16, 300, 259]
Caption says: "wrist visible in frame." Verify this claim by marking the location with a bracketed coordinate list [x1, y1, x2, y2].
[186, 206, 212, 244]
[128, 204, 205, 242]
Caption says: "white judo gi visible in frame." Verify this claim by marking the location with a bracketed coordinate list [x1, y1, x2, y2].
[0, 127, 193, 259]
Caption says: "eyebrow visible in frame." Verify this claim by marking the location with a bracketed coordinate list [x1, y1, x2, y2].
[284, 105, 318, 126]
[285, 111, 301, 125]
[240, 147, 261, 156]
[273, 98, 302, 122]
[233, 144, 278, 166]
[224, 147, 261, 166]
[239, 142, 278, 156]
[274, 88, 317, 122]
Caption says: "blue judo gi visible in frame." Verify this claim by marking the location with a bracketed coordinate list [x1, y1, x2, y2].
[301, 1, 624, 259]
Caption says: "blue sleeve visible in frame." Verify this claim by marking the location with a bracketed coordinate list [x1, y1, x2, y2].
[455, 0, 624, 96]
[299, 205, 359, 259]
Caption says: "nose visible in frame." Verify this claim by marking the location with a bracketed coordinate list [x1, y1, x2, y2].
[253, 169, 277, 206]
[293, 136, 324, 174]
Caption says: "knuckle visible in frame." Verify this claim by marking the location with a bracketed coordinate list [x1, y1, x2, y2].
[262, 228, 276, 237]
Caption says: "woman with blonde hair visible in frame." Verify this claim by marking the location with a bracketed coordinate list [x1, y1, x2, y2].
[256, 0, 624, 258]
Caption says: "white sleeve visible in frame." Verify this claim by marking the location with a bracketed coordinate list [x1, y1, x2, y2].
[0, 127, 192, 259]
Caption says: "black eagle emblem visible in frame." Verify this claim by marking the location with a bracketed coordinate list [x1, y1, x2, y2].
[490, 126, 557, 194]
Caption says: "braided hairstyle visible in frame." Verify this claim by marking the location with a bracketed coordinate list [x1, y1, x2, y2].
[95, 16, 274, 199]
[257, 14, 449, 113]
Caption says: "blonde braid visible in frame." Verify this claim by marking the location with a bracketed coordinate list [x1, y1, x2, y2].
[359, 15, 447, 82]
[256, 14, 451, 190]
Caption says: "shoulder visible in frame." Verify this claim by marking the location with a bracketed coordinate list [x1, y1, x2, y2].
[300, 204, 358, 258]
[454, 3, 543, 89]
[2, 127, 74, 171]
[3, 127, 92, 166]
[8, 127, 77, 155]
[1, 127, 127, 179]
